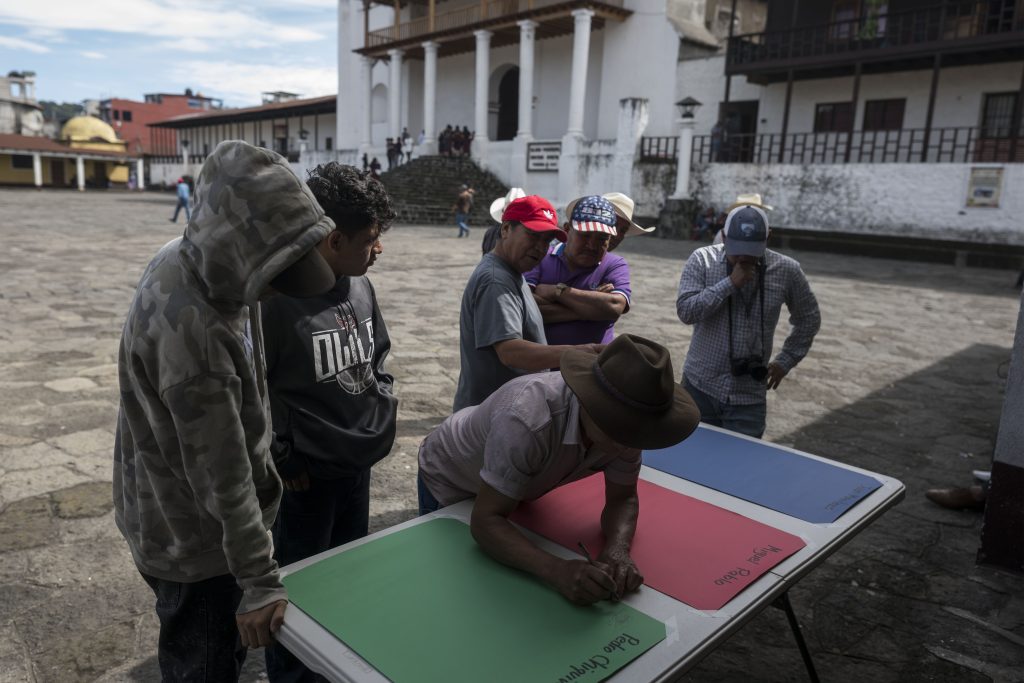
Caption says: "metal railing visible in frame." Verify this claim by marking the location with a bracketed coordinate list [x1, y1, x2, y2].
[639, 136, 679, 163]
[697, 128, 1024, 164]
[527, 141, 561, 171]
[640, 127, 1023, 165]
[727, 0, 1024, 69]
[366, 0, 624, 47]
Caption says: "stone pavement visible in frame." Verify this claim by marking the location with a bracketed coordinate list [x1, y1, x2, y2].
[0, 188, 1022, 682]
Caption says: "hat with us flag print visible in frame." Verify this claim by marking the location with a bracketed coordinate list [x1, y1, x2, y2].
[570, 195, 618, 236]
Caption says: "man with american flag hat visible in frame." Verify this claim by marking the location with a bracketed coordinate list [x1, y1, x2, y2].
[524, 195, 632, 346]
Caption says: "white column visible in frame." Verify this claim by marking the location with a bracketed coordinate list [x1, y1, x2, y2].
[388, 49, 404, 140]
[360, 57, 373, 149]
[136, 157, 146, 190]
[566, 9, 594, 137]
[671, 117, 696, 199]
[31, 152, 42, 187]
[474, 30, 492, 143]
[75, 156, 85, 191]
[516, 21, 537, 140]
[422, 41, 439, 154]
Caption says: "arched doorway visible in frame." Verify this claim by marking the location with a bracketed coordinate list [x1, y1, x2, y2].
[496, 67, 519, 141]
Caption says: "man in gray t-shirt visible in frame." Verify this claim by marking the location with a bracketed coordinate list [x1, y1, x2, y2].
[453, 195, 603, 411]
[421, 335, 701, 606]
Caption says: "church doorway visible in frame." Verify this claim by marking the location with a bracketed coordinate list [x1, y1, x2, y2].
[496, 67, 519, 141]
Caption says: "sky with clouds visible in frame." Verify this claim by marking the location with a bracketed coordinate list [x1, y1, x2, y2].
[0, 0, 339, 107]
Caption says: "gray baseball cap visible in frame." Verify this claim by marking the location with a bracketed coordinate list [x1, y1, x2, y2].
[723, 205, 769, 258]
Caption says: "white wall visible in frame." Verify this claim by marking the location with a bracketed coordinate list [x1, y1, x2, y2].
[689, 162, 1024, 244]
[758, 62, 1024, 135]
[675, 53, 762, 134]
[597, 0, 682, 138]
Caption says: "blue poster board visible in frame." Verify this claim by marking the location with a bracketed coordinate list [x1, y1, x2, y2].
[643, 426, 881, 523]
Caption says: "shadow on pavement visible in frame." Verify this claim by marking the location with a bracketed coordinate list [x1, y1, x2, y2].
[688, 342, 1021, 682]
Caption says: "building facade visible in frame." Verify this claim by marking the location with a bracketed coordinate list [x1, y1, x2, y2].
[147, 95, 340, 186]
[99, 90, 223, 155]
[659, 0, 1024, 244]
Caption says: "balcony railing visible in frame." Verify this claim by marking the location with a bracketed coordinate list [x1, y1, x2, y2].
[639, 136, 678, 163]
[640, 127, 1024, 165]
[366, 0, 624, 47]
[727, 0, 1024, 70]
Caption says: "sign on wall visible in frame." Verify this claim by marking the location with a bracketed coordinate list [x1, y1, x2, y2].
[966, 167, 1003, 208]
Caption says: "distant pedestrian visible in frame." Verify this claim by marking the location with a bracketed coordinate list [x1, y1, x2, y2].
[385, 138, 397, 170]
[453, 184, 475, 238]
[369, 157, 381, 179]
[169, 177, 191, 223]
[710, 119, 724, 162]
[361, 153, 369, 173]
[402, 134, 413, 164]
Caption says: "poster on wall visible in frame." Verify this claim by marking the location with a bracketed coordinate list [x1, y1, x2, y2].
[966, 167, 1003, 208]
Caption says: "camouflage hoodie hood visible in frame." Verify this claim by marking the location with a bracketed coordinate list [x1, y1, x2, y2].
[181, 140, 335, 304]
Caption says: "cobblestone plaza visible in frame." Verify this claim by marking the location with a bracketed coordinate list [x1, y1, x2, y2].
[1, 189, 1021, 681]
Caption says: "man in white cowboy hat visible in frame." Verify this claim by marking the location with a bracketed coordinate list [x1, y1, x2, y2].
[676, 199, 820, 438]
[418, 334, 700, 604]
[481, 187, 526, 255]
[602, 191, 655, 253]
[524, 195, 634, 346]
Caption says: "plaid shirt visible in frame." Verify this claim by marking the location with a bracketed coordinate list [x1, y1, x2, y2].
[676, 245, 820, 405]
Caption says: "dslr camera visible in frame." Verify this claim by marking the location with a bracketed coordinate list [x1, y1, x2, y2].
[730, 355, 768, 382]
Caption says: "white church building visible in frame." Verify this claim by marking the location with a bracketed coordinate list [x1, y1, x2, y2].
[148, 0, 1022, 251]
[331, 0, 1023, 248]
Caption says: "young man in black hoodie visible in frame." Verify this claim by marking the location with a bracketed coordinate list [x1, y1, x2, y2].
[261, 163, 398, 682]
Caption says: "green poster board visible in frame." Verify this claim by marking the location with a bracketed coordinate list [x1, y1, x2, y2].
[284, 518, 666, 683]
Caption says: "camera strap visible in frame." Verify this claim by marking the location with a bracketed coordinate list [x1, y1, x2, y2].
[727, 262, 766, 363]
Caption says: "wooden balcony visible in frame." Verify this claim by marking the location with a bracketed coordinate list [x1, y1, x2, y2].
[359, 0, 630, 59]
[726, 0, 1024, 83]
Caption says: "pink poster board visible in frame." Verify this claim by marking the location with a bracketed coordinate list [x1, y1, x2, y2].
[510, 476, 806, 610]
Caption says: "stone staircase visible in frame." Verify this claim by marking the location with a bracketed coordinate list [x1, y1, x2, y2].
[378, 156, 509, 226]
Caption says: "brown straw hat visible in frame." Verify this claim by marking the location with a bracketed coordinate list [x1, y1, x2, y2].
[560, 334, 700, 450]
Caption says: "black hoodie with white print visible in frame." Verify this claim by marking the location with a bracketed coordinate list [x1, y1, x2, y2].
[261, 275, 397, 481]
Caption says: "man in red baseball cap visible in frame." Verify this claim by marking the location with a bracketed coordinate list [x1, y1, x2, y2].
[453, 195, 600, 412]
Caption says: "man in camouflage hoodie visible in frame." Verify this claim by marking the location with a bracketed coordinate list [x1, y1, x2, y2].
[113, 140, 337, 680]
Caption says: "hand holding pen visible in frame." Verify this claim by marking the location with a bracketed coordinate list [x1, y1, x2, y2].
[578, 541, 620, 602]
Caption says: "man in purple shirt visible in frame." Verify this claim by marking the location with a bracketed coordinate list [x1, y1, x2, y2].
[524, 195, 631, 345]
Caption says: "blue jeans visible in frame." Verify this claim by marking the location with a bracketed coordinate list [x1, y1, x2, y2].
[140, 571, 246, 682]
[172, 197, 191, 222]
[455, 213, 470, 237]
[265, 470, 371, 683]
[417, 470, 442, 516]
[682, 376, 767, 439]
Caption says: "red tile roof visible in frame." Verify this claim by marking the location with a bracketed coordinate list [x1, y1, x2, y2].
[0, 133, 135, 158]
[149, 94, 336, 127]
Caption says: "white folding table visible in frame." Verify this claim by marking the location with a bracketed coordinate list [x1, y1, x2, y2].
[276, 426, 905, 682]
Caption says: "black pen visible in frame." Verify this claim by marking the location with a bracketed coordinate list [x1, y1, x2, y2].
[577, 541, 619, 601]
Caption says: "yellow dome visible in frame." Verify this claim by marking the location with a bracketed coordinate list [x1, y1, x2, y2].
[61, 115, 120, 143]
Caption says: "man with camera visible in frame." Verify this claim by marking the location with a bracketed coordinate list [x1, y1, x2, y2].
[675, 202, 820, 438]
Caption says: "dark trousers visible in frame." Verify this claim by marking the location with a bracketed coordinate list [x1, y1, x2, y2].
[417, 469, 442, 516]
[266, 470, 371, 683]
[141, 572, 246, 683]
[682, 376, 767, 439]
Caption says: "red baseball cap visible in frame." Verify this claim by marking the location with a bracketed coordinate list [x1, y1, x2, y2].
[501, 195, 567, 241]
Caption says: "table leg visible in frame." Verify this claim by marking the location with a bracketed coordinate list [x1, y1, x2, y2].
[772, 591, 820, 683]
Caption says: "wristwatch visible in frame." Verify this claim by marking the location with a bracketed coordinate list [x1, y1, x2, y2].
[555, 283, 569, 298]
